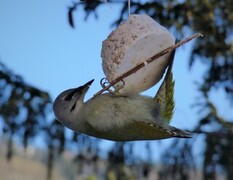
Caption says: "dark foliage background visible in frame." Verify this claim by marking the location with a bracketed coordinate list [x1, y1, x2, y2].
[0, 0, 232, 179]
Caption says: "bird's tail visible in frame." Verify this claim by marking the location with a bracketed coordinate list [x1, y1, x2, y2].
[168, 125, 193, 138]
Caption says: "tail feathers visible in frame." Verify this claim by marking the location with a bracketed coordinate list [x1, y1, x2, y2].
[154, 50, 176, 123]
[168, 126, 193, 138]
[140, 121, 193, 139]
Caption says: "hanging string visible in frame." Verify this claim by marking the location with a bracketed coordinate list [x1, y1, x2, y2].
[128, 0, 131, 16]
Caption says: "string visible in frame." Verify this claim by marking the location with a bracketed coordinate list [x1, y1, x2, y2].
[128, 0, 131, 16]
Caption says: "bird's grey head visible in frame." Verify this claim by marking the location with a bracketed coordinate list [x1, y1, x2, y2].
[53, 79, 94, 127]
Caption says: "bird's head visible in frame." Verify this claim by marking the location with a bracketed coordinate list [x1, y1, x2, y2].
[53, 79, 94, 127]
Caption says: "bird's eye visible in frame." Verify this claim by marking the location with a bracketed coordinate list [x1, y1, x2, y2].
[63, 90, 77, 101]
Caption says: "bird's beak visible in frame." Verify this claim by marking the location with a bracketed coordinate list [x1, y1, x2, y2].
[80, 79, 94, 93]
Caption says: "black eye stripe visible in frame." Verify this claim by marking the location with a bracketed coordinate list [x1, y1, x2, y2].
[64, 90, 77, 101]
[70, 103, 76, 112]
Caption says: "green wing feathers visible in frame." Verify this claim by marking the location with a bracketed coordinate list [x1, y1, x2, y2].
[155, 50, 175, 123]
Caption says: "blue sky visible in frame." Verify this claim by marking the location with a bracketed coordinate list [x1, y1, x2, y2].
[0, 0, 232, 161]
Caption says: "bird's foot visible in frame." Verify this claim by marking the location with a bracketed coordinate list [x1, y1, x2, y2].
[100, 78, 125, 95]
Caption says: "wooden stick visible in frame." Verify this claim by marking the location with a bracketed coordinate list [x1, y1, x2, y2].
[93, 33, 203, 97]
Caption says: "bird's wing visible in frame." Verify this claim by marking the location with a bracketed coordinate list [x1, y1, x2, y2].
[132, 120, 192, 139]
[154, 50, 175, 124]
[85, 117, 192, 141]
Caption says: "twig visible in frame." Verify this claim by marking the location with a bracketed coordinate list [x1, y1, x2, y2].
[93, 33, 203, 97]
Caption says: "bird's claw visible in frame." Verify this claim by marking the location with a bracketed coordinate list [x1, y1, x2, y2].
[114, 80, 125, 93]
[100, 78, 125, 94]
